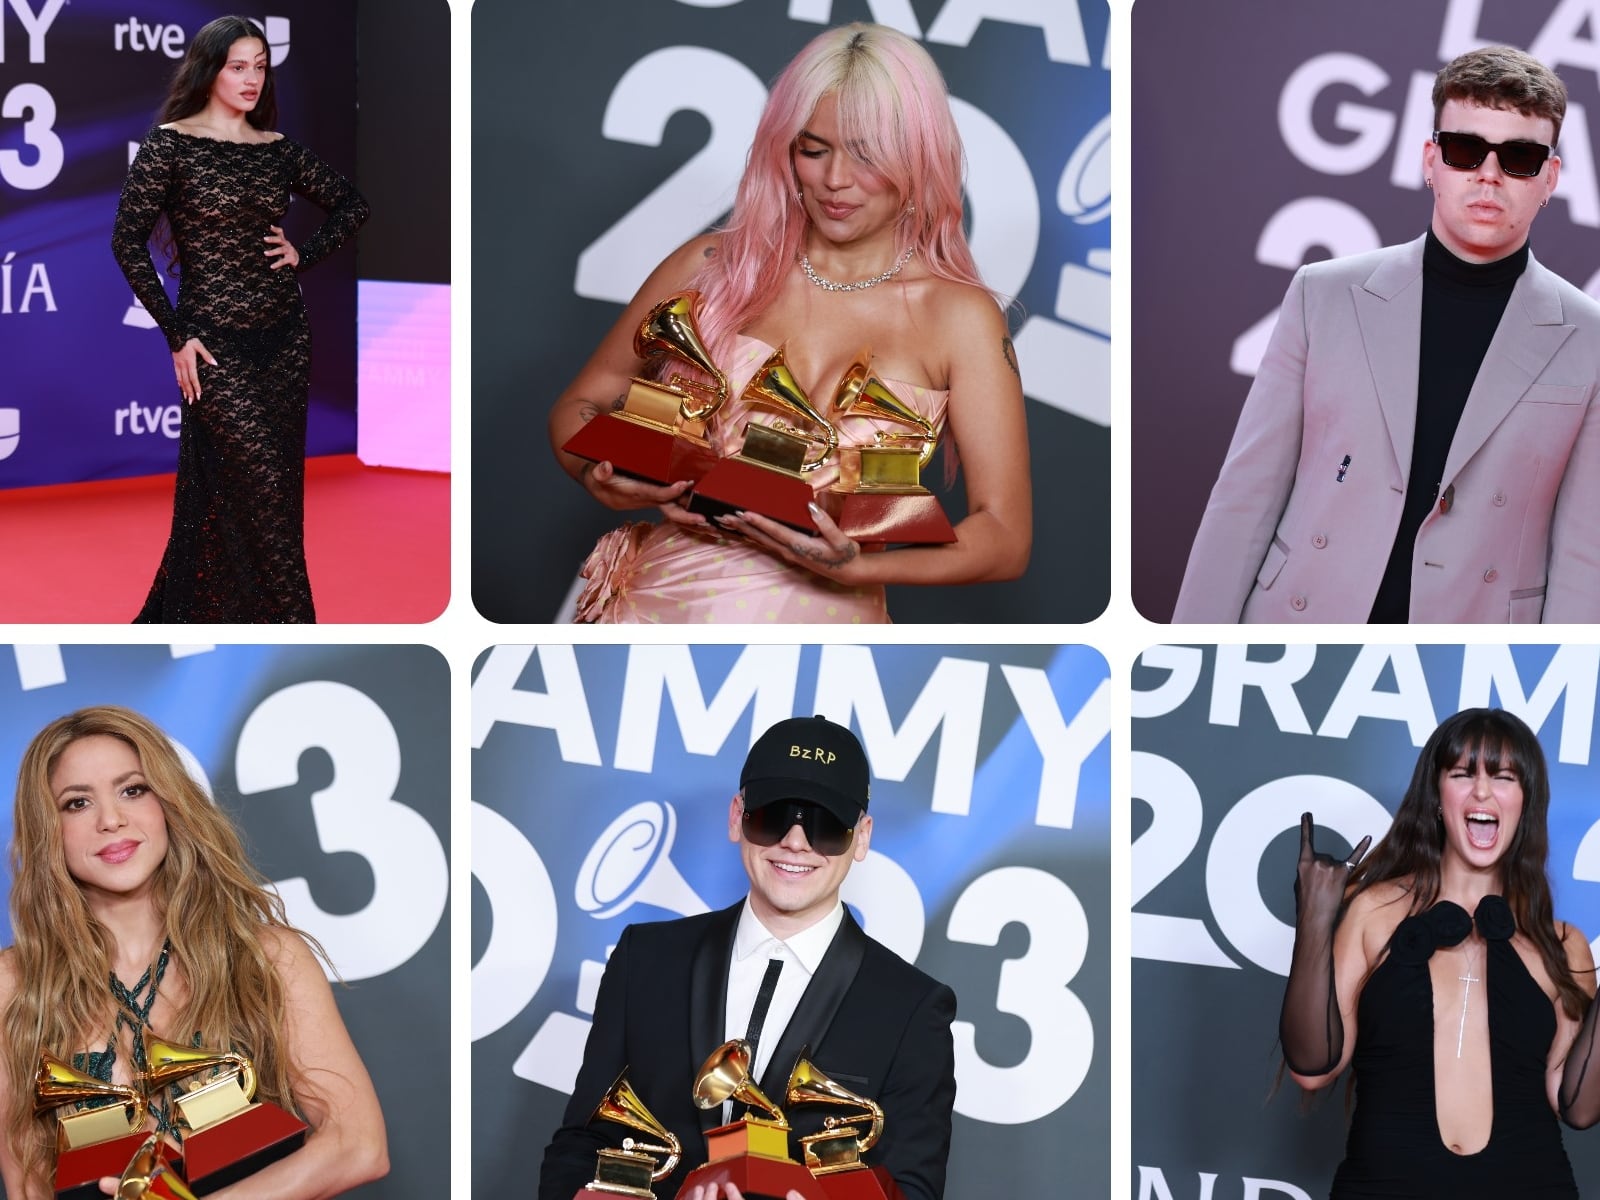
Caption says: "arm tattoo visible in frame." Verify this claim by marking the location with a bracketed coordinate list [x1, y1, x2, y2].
[792, 539, 859, 569]
[1001, 335, 1020, 379]
[577, 394, 627, 424]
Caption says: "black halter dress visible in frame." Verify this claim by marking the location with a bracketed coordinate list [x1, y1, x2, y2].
[1331, 896, 1577, 1198]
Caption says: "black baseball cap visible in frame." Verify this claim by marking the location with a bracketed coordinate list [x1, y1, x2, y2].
[739, 715, 870, 827]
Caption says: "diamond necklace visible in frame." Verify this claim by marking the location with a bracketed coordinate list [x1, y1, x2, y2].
[800, 246, 915, 292]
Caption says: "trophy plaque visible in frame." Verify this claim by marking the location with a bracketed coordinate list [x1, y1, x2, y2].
[575, 1072, 682, 1199]
[36, 1053, 156, 1200]
[817, 362, 955, 546]
[688, 346, 839, 533]
[561, 291, 727, 486]
[785, 1058, 904, 1200]
[142, 1038, 306, 1194]
[115, 1132, 198, 1200]
[673, 1040, 825, 1200]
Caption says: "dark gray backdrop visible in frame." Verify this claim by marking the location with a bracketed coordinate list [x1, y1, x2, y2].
[1132, 643, 1600, 1198]
[471, 0, 1110, 623]
[1132, 0, 1600, 620]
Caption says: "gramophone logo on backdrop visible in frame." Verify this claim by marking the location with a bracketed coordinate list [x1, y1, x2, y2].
[513, 801, 708, 1093]
[0, 408, 19, 461]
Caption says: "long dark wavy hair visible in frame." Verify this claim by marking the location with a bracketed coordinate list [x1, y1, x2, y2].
[158, 16, 277, 130]
[1347, 707, 1589, 1018]
[151, 16, 277, 273]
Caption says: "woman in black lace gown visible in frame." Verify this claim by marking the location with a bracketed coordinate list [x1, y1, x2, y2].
[1281, 709, 1600, 1197]
[112, 15, 367, 623]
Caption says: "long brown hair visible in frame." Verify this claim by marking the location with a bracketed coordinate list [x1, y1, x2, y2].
[2, 707, 315, 1189]
[1347, 707, 1589, 1019]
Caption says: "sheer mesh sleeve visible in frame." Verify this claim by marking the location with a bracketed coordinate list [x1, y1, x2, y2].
[1280, 881, 1345, 1077]
[1560, 994, 1600, 1128]
[279, 138, 369, 271]
[111, 129, 190, 352]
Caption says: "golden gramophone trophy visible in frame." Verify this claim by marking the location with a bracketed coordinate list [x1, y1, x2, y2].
[142, 1038, 306, 1193]
[672, 1040, 825, 1200]
[785, 1058, 903, 1200]
[575, 1072, 682, 1199]
[561, 291, 728, 485]
[688, 345, 840, 531]
[818, 361, 956, 545]
[35, 1052, 156, 1200]
[115, 1132, 198, 1200]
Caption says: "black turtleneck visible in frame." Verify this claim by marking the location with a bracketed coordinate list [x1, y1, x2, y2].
[1368, 230, 1528, 622]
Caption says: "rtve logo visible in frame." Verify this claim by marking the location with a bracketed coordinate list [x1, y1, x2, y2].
[113, 16, 290, 66]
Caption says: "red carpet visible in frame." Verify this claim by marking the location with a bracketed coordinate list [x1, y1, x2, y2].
[0, 455, 448, 623]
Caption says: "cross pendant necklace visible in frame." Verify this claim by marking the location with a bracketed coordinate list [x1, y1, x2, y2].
[1456, 953, 1482, 1059]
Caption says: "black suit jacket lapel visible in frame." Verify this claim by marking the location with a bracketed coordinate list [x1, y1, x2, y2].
[756, 910, 866, 1099]
[689, 901, 741, 1137]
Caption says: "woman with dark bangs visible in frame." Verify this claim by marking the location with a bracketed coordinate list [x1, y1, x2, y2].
[1282, 707, 1600, 1197]
[112, 15, 368, 623]
[549, 22, 1031, 624]
[0, 706, 386, 1197]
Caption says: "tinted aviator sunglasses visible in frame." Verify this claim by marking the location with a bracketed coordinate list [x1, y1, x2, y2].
[1432, 130, 1553, 178]
[742, 801, 855, 856]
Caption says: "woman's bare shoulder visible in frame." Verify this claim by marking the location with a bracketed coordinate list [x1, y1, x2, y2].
[1558, 920, 1596, 978]
[1344, 879, 1413, 924]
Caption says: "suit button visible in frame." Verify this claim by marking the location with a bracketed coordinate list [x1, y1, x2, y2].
[1484, 567, 1499, 583]
[1312, 533, 1328, 549]
[1291, 594, 1308, 611]
[1492, 490, 1507, 506]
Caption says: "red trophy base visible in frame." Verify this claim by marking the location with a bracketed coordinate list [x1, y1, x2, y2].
[812, 1166, 905, 1200]
[818, 491, 956, 545]
[574, 1189, 651, 1200]
[56, 1132, 161, 1200]
[675, 1155, 827, 1200]
[183, 1104, 308, 1195]
[562, 415, 719, 488]
[689, 458, 818, 533]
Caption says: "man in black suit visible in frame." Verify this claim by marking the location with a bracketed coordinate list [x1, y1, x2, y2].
[537, 715, 957, 1200]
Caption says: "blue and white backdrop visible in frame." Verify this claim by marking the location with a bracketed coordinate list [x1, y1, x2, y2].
[1133, 643, 1600, 1199]
[473, 642, 1110, 1196]
[0, 643, 448, 1200]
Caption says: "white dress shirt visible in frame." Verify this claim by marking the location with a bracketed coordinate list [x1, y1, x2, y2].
[720, 899, 845, 1122]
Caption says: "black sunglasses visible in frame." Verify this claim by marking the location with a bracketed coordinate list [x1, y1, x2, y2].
[1432, 130, 1553, 178]
[741, 801, 855, 856]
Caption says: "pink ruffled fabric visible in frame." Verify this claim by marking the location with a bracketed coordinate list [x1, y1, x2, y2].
[574, 521, 653, 622]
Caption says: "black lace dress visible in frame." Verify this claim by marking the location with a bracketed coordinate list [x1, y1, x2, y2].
[111, 126, 368, 623]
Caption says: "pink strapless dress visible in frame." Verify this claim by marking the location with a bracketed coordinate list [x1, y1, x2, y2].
[575, 336, 950, 624]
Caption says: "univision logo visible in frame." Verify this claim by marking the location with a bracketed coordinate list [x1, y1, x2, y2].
[257, 16, 290, 68]
[0, 408, 19, 461]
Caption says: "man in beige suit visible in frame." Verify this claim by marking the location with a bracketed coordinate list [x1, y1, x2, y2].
[1175, 46, 1600, 624]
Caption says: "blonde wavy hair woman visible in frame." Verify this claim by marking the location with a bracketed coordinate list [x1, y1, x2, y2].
[0, 706, 387, 1197]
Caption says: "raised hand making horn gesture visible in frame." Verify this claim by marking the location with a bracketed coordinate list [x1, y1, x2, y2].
[1280, 813, 1371, 1079]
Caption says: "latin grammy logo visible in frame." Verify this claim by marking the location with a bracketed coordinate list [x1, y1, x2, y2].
[575, 800, 710, 921]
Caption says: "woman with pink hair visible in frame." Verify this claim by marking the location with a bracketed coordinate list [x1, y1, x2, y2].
[549, 23, 1031, 624]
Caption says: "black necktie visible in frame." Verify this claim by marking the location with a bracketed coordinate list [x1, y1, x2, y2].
[744, 957, 784, 1071]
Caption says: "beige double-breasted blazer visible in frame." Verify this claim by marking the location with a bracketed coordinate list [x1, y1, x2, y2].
[1173, 235, 1600, 623]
